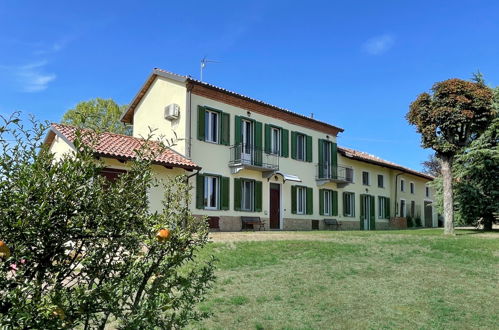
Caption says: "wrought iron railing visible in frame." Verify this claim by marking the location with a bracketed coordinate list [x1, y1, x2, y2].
[229, 144, 279, 170]
[316, 163, 353, 182]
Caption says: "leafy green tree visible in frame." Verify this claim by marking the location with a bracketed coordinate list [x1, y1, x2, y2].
[454, 112, 499, 231]
[0, 113, 214, 329]
[407, 78, 495, 235]
[62, 98, 131, 135]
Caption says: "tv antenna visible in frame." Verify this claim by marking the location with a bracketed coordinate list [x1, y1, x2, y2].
[200, 56, 220, 81]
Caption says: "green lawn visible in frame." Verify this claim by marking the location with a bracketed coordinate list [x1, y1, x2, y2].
[190, 229, 499, 330]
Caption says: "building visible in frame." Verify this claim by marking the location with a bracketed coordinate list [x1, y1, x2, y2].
[47, 68, 436, 231]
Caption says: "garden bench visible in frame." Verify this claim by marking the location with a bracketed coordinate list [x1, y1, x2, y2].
[241, 216, 265, 231]
[324, 218, 342, 230]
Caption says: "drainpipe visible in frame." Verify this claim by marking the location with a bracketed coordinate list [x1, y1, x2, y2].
[186, 84, 193, 158]
[394, 172, 404, 217]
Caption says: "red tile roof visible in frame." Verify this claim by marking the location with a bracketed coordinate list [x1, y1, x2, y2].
[48, 123, 200, 170]
[338, 146, 434, 180]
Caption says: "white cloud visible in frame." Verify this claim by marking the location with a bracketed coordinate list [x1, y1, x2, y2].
[362, 34, 395, 55]
[0, 61, 56, 92]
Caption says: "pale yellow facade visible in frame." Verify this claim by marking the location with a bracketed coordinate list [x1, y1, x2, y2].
[124, 72, 436, 230]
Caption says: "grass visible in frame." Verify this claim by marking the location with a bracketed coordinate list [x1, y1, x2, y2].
[190, 229, 499, 329]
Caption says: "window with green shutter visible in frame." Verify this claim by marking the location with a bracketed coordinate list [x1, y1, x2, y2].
[196, 173, 229, 211]
[320, 189, 338, 216]
[343, 192, 355, 217]
[220, 177, 230, 210]
[235, 178, 262, 212]
[306, 187, 313, 214]
[197, 106, 230, 145]
[291, 131, 312, 162]
[196, 174, 204, 209]
[291, 185, 297, 214]
[234, 178, 242, 211]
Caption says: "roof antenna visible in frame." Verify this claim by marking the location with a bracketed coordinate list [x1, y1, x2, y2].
[200, 56, 220, 82]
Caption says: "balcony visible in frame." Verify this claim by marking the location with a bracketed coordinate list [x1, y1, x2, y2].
[229, 144, 279, 174]
[316, 163, 353, 187]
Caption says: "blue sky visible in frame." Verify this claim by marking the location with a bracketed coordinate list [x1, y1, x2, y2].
[1, 1, 498, 171]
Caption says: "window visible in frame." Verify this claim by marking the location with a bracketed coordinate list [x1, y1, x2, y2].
[362, 171, 370, 185]
[270, 127, 280, 155]
[410, 201, 416, 217]
[400, 199, 406, 217]
[296, 134, 306, 161]
[426, 186, 430, 198]
[345, 167, 354, 182]
[378, 196, 390, 219]
[205, 110, 219, 143]
[297, 186, 306, 214]
[378, 174, 384, 188]
[400, 179, 405, 192]
[410, 182, 415, 194]
[343, 192, 355, 217]
[241, 179, 254, 211]
[204, 176, 219, 209]
[323, 190, 332, 216]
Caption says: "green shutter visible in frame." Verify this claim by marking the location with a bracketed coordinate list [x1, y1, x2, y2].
[254, 121, 263, 166]
[319, 189, 324, 216]
[196, 174, 205, 209]
[234, 178, 241, 211]
[370, 195, 376, 230]
[281, 128, 289, 157]
[360, 194, 365, 230]
[291, 131, 297, 159]
[220, 176, 230, 210]
[254, 181, 262, 212]
[306, 135, 313, 162]
[306, 187, 313, 215]
[331, 142, 338, 179]
[197, 106, 205, 141]
[221, 112, 230, 146]
[343, 192, 348, 216]
[264, 124, 271, 154]
[332, 190, 338, 216]
[318, 139, 324, 178]
[234, 116, 242, 145]
[291, 186, 297, 214]
[385, 197, 391, 219]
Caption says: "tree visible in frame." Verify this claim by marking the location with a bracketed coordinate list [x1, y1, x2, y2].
[62, 98, 131, 135]
[0, 113, 214, 329]
[421, 153, 441, 177]
[407, 78, 495, 235]
[454, 112, 499, 231]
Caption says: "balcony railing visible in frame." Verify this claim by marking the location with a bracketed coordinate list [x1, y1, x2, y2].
[229, 144, 279, 173]
[316, 163, 353, 185]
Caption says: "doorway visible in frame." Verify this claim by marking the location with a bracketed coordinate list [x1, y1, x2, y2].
[241, 119, 253, 164]
[360, 194, 375, 230]
[424, 201, 433, 227]
[269, 183, 281, 229]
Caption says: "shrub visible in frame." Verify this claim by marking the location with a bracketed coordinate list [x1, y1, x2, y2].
[406, 215, 414, 228]
[415, 217, 422, 227]
[0, 114, 215, 329]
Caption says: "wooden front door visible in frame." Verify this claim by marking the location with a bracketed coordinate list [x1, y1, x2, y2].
[424, 201, 433, 227]
[269, 183, 280, 229]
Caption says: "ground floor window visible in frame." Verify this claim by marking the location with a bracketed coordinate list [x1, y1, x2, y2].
[324, 190, 331, 216]
[297, 186, 306, 214]
[378, 196, 390, 219]
[241, 179, 254, 211]
[204, 176, 219, 209]
[343, 192, 355, 217]
[400, 199, 406, 217]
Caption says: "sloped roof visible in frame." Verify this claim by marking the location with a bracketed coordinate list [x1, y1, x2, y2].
[47, 123, 200, 170]
[120, 68, 344, 136]
[338, 146, 434, 180]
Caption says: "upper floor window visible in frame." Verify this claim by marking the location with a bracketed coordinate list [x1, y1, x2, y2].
[205, 110, 219, 143]
[296, 134, 306, 161]
[362, 171, 370, 185]
[410, 182, 415, 194]
[426, 186, 430, 198]
[343, 192, 355, 217]
[270, 127, 281, 155]
[400, 179, 405, 192]
[291, 131, 312, 162]
[345, 168, 354, 183]
[198, 106, 229, 145]
[378, 174, 384, 188]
